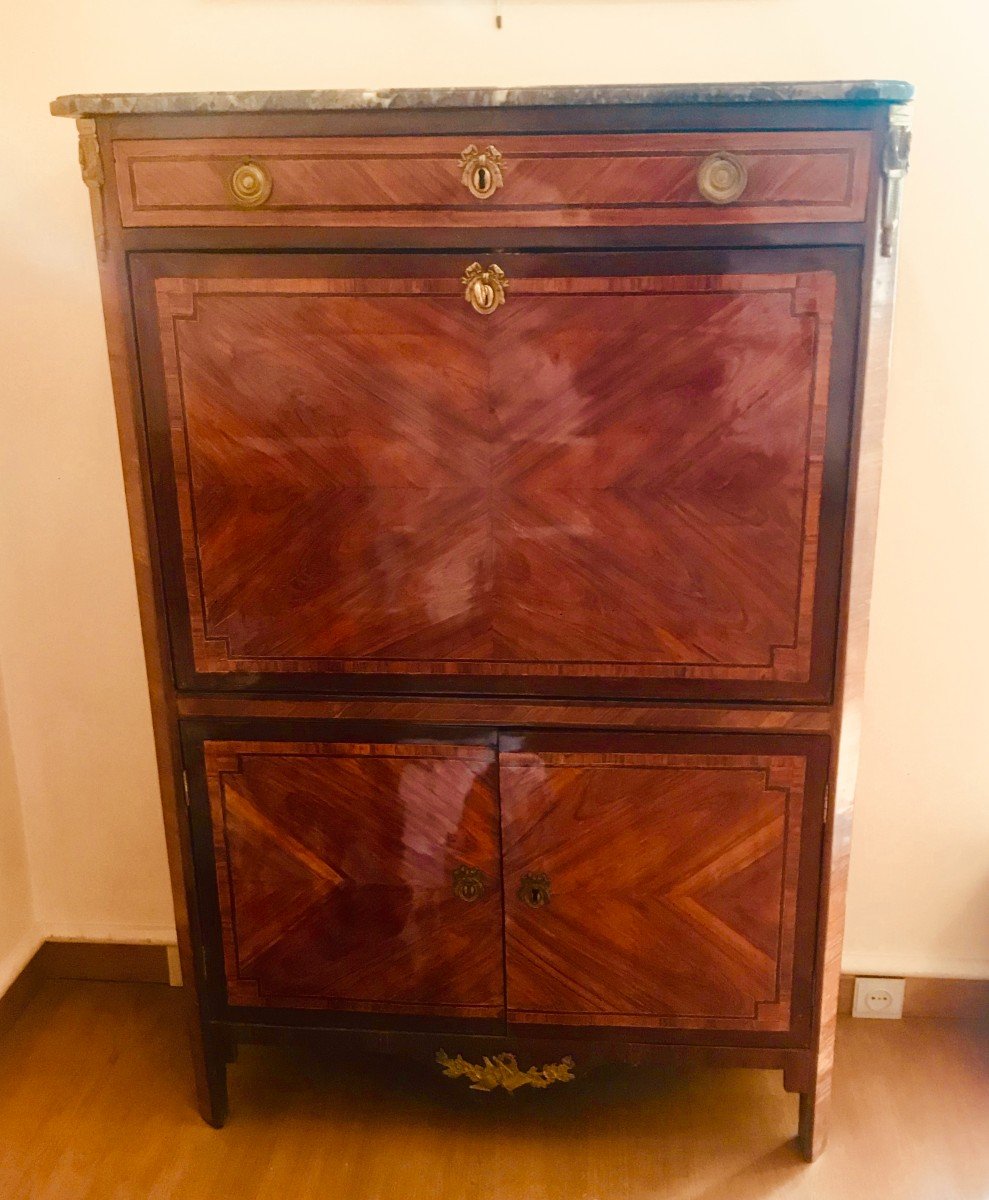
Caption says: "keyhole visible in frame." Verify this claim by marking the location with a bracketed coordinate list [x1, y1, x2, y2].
[518, 873, 549, 908]
[475, 165, 489, 193]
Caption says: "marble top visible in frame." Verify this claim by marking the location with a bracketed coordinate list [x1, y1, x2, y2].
[50, 81, 913, 118]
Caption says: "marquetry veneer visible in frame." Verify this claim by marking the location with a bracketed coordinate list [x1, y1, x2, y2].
[114, 131, 871, 228]
[54, 81, 912, 1161]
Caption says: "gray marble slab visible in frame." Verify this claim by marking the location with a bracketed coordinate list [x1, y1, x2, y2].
[50, 81, 913, 118]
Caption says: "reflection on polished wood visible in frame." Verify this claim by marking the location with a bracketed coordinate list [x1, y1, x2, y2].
[1, 980, 987, 1200]
[501, 745, 813, 1031]
[155, 270, 836, 693]
[205, 741, 503, 1014]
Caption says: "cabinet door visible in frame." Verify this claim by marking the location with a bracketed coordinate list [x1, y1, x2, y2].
[499, 733, 828, 1036]
[189, 732, 503, 1016]
[136, 250, 856, 702]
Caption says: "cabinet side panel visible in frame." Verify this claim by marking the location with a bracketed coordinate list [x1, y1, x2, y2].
[84, 118, 225, 1123]
[799, 105, 906, 1161]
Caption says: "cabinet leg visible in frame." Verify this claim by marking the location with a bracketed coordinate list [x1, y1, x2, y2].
[186, 1012, 228, 1128]
[197, 1048, 229, 1128]
[798, 1080, 830, 1162]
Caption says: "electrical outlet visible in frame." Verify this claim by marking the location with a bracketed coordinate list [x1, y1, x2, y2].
[852, 976, 905, 1019]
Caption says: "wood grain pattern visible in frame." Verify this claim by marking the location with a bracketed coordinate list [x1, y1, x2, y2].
[204, 740, 503, 1014]
[150, 267, 837, 696]
[114, 131, 871, 227]
[176, 697, 833, 733]
[500, 742, 814, 1033]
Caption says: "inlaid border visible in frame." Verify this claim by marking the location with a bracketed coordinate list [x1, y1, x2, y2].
[500, 750, 806, 1032]
[156, 270, 835, 684]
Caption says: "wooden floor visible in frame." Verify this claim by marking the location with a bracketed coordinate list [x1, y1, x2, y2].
[0, 980, 987, 1199]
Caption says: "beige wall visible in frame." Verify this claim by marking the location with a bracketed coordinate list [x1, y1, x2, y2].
[1, 0, 987, 976]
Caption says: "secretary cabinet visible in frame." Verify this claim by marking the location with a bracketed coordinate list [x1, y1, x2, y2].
[53, 81, 912, 1159]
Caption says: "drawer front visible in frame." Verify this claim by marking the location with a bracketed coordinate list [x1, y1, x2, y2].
[193, 735, 503, 1014]
[115, 131, 871, 227]
[136, 249, 855, 703]
[499, 732, 828, 1035]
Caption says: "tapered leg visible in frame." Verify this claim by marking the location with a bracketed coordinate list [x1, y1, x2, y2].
[798, 1073, 830, 1162]
[197, 1039, 228, 1128]
[184, 999, 228, 1127]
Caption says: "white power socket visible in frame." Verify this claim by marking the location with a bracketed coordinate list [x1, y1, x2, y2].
[852, 976, 905, 1019]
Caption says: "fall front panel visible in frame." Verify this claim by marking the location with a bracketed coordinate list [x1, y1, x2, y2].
[134, 251, 857, 700]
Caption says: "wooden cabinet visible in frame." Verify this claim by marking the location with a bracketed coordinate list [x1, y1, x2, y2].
[55, 80, 912, 1160]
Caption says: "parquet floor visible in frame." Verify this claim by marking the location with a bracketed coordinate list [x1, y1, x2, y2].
[0, 979, 986, 1199]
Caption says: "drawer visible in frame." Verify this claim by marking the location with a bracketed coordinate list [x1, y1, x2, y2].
[114, 130, 872, 228]
[191, 732, 503, 1014]
[499, 730, 829, 1035]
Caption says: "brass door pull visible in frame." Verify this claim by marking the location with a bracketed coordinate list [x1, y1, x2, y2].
[518, 872, 551, 909]
[696, 152, 748, 204]
[462, 262, 507, 315]
[228, 160, 273, 208]
[452, 865, 486, 903]
[459, 144, 504, 199]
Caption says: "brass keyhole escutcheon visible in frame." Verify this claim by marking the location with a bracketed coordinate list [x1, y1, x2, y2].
[452, 865, 486, 903]
[696, 152, 748, 205]
[459, 144, 505, 200]
[461, 262, 508, 315]
[229, 160, 273, 208]
[519, 872, 551, 909]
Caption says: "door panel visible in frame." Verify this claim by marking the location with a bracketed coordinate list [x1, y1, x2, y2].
[135, 251, 856, 701]
[195, 736, 503, 1015]
[499, 733, 828, 1034]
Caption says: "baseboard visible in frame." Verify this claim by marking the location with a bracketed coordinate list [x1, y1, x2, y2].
[842, 951, 989, 981]
[42, 923, 178, 944]
[37, 939, 172, 985]
[0, 938, 46, 1037]
[0, 929, 45, 998]
[4, 945, 988, 1024]
[839, 973, 989, 1020]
